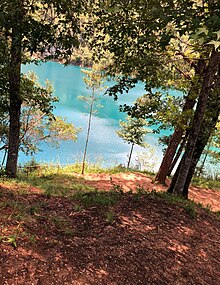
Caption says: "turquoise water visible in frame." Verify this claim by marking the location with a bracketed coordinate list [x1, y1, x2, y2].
[6, 62, 164, 168]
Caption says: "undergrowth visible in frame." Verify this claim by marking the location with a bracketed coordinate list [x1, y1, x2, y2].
[192, 176, 220, 190]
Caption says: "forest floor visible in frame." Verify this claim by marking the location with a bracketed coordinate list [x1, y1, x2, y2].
[0, 172, 220, 285]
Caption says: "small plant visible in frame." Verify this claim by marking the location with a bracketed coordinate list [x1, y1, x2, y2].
[4, 235, 17, 248]
[74, 204, 82, 212]
[63, 228, 74, 236]
[29, 205, 39, 215]
[105, 210, 116, 224]
[28, 234, 37, 244]
[110, 177, 123, 193]
[52, 216, 67, 228]
[182, 203, 197, 218]
[0, 167, 7, 177]
[116, 116, 150, 169]
[108, 164, 127, 174]
[22, 158, 41, 175]
[51, 216, 74, 236]
[44, 188, 52, 198]
[136, 185, 148, 195]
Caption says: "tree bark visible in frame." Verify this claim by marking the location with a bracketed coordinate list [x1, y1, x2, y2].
[155, 89, 197, 184]
[167, 134, 187, 176]
[6, 6, 23, 177]
[81, 89, 95, 174]
[127, 143, 134, 169]
[169, 49, 220, 197]
[155, 128, 183, 184]
[196, 139, 212, 178]
[155, 58, 206, 184]
[182, 77, 220, 197]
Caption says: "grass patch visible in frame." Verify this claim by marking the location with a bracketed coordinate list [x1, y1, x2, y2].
[14, 173, 97, 198]
[51, 216, 74, 236]
[149, 191, 198, 218]
[192, 177, 220, 190]
[73, 190, 121, 208]
[17, 161, 129, 177]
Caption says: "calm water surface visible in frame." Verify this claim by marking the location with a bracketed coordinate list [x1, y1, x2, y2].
[18, 62, 163, 168]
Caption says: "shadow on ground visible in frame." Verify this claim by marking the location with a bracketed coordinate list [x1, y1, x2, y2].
[0, 180, 219, 285]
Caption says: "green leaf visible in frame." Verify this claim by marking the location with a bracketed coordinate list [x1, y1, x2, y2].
[206, 40, 220, 50]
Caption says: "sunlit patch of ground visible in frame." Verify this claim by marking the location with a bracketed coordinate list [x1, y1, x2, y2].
[74, 172, 220, 211]
[0, 171, 220, 285]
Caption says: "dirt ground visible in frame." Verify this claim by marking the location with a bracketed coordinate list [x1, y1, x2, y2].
[75, 172, 220, 212]
[0, 172, 220, 285]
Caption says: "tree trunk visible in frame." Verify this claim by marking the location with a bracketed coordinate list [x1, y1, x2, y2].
[169, 49, 219, 197]
[167, 131, 188, 176]
[155, 90, 197, 184]
[127, 143, 134, 169]
[6, 9, 23, 177]
[155, 58, 206, 184]
[1, 149, 7, 169]
[181, 76, 220, 197]
[81, 89, 95, 174]
[196, 139, 212, 178]
[155, 128, 184, 184]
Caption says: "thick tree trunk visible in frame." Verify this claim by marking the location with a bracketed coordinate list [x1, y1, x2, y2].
[182, 77, 220, 197]
[169, 49, 220, 197]
[155, 128, 183, 184]
[127, 143, 134, 169]
[6, 19, 23, 178]
[155, 89, 197, 184]
[167, 134, 187, 176]
[6, 101, 22, 177]
[155, 58, 206, 184]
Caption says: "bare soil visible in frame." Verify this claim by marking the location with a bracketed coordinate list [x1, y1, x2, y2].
[0, 172, 220, 285]
[75, 172, 220, 212]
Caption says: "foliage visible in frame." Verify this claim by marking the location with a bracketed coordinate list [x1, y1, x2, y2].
[192, 176, 220, 190]
[116, 116, 149, 147]
[79, 64, 105, 112]
[116, 115, 151, 169]
[0, 0, 84, 62]
[135, 149, 158, 172]
[207, 121, 220, 165]
[0, 72, 80, 156]
[0, 0, 87, 176]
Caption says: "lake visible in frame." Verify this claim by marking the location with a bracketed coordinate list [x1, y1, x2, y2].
[4, 61, 165, 169]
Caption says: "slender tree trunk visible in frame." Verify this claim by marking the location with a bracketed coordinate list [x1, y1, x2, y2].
[169, 49, 219, 197]
[6, 7, 23, 177]
[167, 132, 188, 176]
[1, 149, 7, 169]
[127, 143, 134, 169]
[81, 89, 95, 174]
[196, 139, 212, 178]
